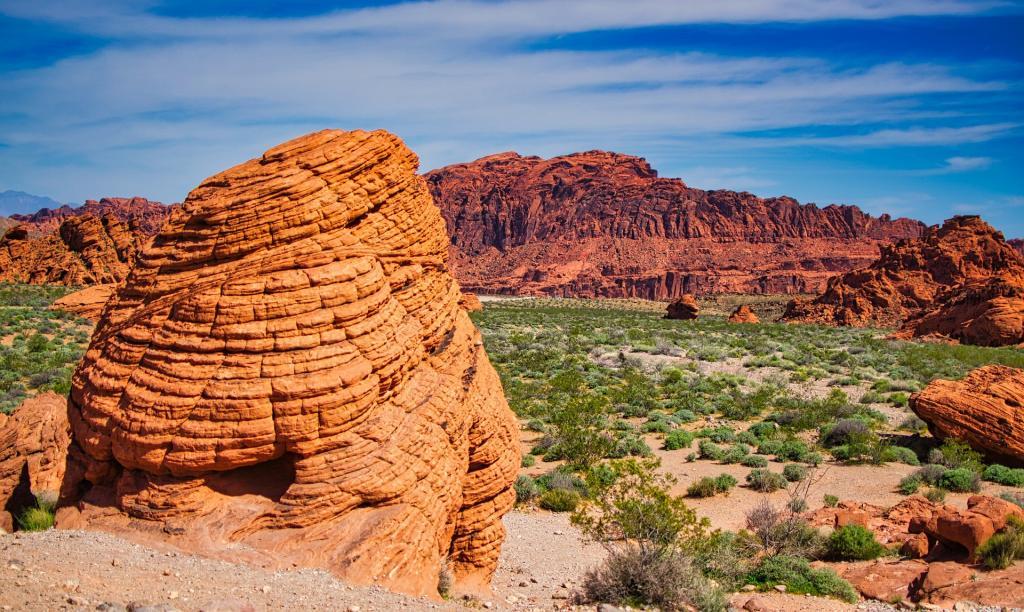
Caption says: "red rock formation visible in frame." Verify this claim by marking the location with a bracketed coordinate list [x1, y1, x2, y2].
[665, 294, 699, 319]
[0, 393, 71, 532]
[1009, 238, 1024, 258]
[50, 284, 117, 320]
[58, 129, 519, 598]
[728, 304, 760, 324]
[460, 292, 483, 312]
[0, 213, 150, 286]
[426, 151, 923, 299]
[783, 216, 1024, 332]
[910, 365, 1024, 466]
[10, 197, 172, 236]
[895, 274, 1024, 346]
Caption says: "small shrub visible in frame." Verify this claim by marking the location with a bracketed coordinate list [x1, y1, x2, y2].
[672, 408, 697, 423]
[539, 489, 581, 512]
[983, 464, 1024, 487]
[581, 546, 725, 612]
[641, 419, 671, 434]
[714, 473, 738, 492]
[826, 525, 885, 560]
[803, 451, 824, 467]
[823, 494, 839, 508]
[939, 467, 982, 493]
[881, 445, 920, 466]
[934, 438, 983, 473]
[663, 430, 694, 451]
[515, 475, 539, 504]
[756, 439, 783, 456]
[775, 439, 810, 462]
[741, 455, 768, 468]
[787, 497, 808, 513]
[16, 498, 55, 532]
[898, 415, 927, 432]
[437, 558, 453, 598]
[521, 454, 536, 468]
[1000, 491, 1024, 508]
[745, 555, 857, 603]
[736, 431, 760, 446]
[746, 469, 788, 493]
[526, 418, 547, 432]
[976, 517, 1024, 570]
[699, 440, 726, 461]
[783, 464, 808, 483]
[916, 464, 948, 485]
[698, 426, 736, 444]
[898, 474, 923, 495]
[722, 446, 749, 465]
[687, 477, 720, 498]
[925, 488, 947, 503]
[748, 422, 778, 440]
[820, 418, 870, 448]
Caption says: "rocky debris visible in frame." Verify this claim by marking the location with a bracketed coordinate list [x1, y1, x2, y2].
[50, 284, 117, 320]
[910, 365, 1024, 466]
[784, 216, 1024, 346]
[58, 129, 520, 599]
[839, 559, 929, 602]
[0, 213, 150, 286]
[0, 392, 70, 531]
[9, 197, 172, 236]
[460, 292, 483, 312]
[728, 304, 760, 324]
[665, 294, 699, 320]
[426, 150, 923, 299]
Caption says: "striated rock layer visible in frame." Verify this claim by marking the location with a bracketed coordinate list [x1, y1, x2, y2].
[10, 197, 172, 236]
[50, 284, 117, 321]
[426, 151, 924, 298]
[59, 129, 520, 597]
[910, 365, 1024, 466]
[783, 216, 1024, 338]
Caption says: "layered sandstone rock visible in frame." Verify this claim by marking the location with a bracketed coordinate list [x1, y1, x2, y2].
[426, 151, 923, 299]
[0, 393, 71, 532]
[665, 294, 699, 320]
[50, 284, 117, 321]
[10, 197, 171, 236]
[460, 292, 483, 312]
[728, 305, 760, 324]
[910, 365, 1024, 466]
[0, 213, 148, 285]
[60, 129, 519, 598]
[783, 216, 1024, 335]
[895, 274, 1024, 346]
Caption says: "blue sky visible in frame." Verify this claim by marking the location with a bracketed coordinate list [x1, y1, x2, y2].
[1, 0, 1022, 236]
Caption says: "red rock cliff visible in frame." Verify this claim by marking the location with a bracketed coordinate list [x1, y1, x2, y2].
[426, 151, 924, 298]
[10, 197, 172, 236]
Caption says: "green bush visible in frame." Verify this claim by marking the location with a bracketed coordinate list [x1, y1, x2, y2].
[746, 469, 788, 493]
[899, 474, 923, 495]
[983, 464, 1024, 487]
[687, 477, 720, 498]
[699, 440, 726, 461]
[782, 464, 808, 483]
[515, 475, 539, 504]
[521, 454, 536, 468]
[977, 517, 1024, 570]
[722, 445, 749, 465]
[641, 419, 671, 434]
[881, 445, 920, 466]
[747, 422, 778, 440]
[823, 494, 839, 508]
[741, 455, 768, 468]
[917, 464, 948, 485]
[925, 488, 947, 503]
[16, 498, 55, 532]
[663, 429, 694, 451]
[775, 439, 810, 462]
[934, 438, 983, 473]
[581, 546, 725, 612]
[714, 473, 738, 492]
[826, 525, 885, 560]
[539, 489, 581, 512]
[745, 556, 857, 603]
[698, 426, 736, 444]
[939, 467, 982, 493]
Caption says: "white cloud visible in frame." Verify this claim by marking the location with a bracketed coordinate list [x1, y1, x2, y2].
[942, 156, 993, 171]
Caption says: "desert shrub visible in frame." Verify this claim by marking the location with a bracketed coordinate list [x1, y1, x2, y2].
[526, 418, 547, 432]
[899, 474, 923, 495]
[898, 415, 928, 432]
[610, 435, 652, 458]
[933, 438, 983, 473]
[514, 475, 539, 504]
[521, 454, 536, 468]
[663, 430, 694, 451]
[695, 531, 753, 592]
[747, 422, 778, 440]
[437, 558, 453, 598]
[721, 445, 749, 465]
[537, 469, 588, 495]
[889, 392, 909, 407]
[859, 391, 884, 404]
[715, 473, 738, 492]
[16, 496, 55, 532]
[820, 418, 870, 448]
[1000, 492, 1024, 508]
[881, 445, 920, 466]
[581, 545, 725, 612]
[756, 439, 783, 456]
[823, 494, 839, 508]
[983, 464, 1024, 487]
[641, 419, 671, 434]
[774, 439, 810, 462]
[977, 517, 1024, 570]
[787, 497, 808, 513]
[698, 440, 726, 461]
[745, 555, 857, 603]
[826, 525, 885, 560]
[698, 426, 736, 444]
[736, 431, 760, 446]
[548, 382, 617, 468]
[539, 489, 581, 512]
[672, 408, 697, 423]
[916, 464, 948, 485]
[742, 499, 825, 559]
[925, 488, 947, 503]
[741, 455, 768, 468]
[746, 469, 788, 493]
[939, 467, 982, 493]
[783, 464, 808, 482]
[687, 477, 720, 498]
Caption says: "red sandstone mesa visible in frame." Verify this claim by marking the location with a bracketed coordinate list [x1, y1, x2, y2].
[665, 293, 699, 320]
[728, 304, 760, 324]
[426, 151, 923, 299]
[910, 365, 1024, 466]
[783, 216, 1024, 347]
[53, 129, 519, 598]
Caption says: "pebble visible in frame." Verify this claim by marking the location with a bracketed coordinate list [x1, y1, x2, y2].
[773, 584, 787, 593]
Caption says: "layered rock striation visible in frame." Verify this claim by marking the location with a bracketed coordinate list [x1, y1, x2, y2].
[426, 151, 924, 298]
[10, 197, 171, 236]
[783, 216, 1024, 344]
[59, 129, 519, 597]
[910, 365, 1024, 466]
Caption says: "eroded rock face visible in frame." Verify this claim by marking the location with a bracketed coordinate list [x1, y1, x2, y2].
[783, 216, 1024, 340]
[0, 213, 149, 286]
[0, 393, 71, 532]
[10, 197, 172, 236]
[60, 129, 520, 597]
[910, 365, 1024, 466]
[665, 294, 699, 320]
[728, 305, 760, 324]
[50, 284, 117, 321]
[426, 151, 923, 299]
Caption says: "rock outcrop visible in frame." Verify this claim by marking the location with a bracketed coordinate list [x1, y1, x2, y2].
[460, 293, 483, 312]
[0, 393, 71, 532]
[910, 365, 1024, 466]
[783, 216, 1024, 338]
[50, 284, 117, 321]
[665, 294, 699, 320]
[728, 305, 760, 324]
[10, 197, 171, 236]
[0, 213, 149, 286]
[426, 151, 924, 299]
[894, 274, 1024, 346]
[58, 129, 519, 598]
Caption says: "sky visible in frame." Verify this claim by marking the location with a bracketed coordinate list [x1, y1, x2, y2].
[0, 0, 1022, 236]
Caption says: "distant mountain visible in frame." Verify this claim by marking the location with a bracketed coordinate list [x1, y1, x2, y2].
[0, 190, 63, 216]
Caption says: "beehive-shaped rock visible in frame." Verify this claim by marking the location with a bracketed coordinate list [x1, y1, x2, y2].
[728, 304, 760, 324]
[665, 294, 699, 320]
[62, 130, 519, 597]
